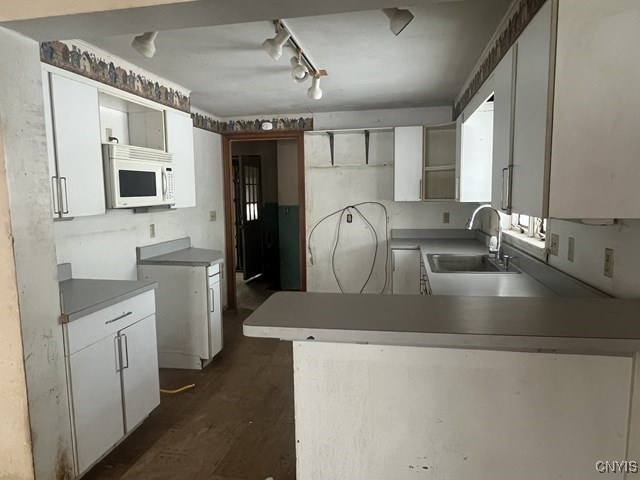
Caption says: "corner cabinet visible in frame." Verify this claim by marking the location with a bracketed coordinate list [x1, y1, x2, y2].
[63, 290, 160, 476]
[165, 110, 197, 208]
[43, 72, 106, 218]
[393, 124, 457, 202]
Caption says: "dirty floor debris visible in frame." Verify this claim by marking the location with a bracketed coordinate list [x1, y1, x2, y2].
[83, 308, 295, 480]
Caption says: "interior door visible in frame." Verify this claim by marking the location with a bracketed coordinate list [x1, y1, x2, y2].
[239, 155, 263, 280]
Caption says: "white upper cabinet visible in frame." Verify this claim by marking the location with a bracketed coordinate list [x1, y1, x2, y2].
[458, 77, 494, 204]
[165, 110, 196, 208]
[491, 47, 515, 213]
[510, 0, 553, 218]
[49, 73, 106, 218]
[548, 0, 640, 219]
[393, 126, 424, 201]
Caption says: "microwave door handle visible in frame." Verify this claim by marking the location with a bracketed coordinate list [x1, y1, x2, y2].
[162, 170, 167, 197]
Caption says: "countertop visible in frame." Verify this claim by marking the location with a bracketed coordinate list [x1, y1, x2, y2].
[59, 278, 157, 322]
[243, 292, 640, 355]
[137, 247, 224, 267]
[389, 238, 556, 297]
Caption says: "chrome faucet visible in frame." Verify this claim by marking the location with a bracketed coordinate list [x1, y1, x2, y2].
[466, 204, 502, 262]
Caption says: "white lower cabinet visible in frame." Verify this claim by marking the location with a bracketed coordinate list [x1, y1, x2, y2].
[64, 290, 160, 476]
[391, 249, 421, 295]
[137, 262, 223, 369]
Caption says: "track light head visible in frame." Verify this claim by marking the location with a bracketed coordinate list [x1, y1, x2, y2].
[307, 75, 322, 100]
[290, 56, 310, 83]
[382, 8, 414, 36]
[132, 31, 159, 58]
[262, 29, 291, 60]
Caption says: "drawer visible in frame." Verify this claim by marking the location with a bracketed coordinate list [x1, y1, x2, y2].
[65, 290, 156, 355]
[208, 263, 220, 276]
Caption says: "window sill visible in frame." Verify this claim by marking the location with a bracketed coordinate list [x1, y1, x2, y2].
[502, 229, 547, 261]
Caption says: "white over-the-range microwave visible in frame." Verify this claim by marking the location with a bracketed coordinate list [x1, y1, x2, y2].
[103, 144, 175, 208]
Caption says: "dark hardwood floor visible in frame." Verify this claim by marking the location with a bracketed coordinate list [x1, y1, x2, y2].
[83, 308, 295, 480]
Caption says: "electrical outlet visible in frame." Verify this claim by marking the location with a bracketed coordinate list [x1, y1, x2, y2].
[567, 237, 575, 262]
[150, 224, 156, 238]
[604, 248, 614, 278]
[549, 233, 559, 256]
[443, 212, 450, 224]
[209, 211, 216, 222]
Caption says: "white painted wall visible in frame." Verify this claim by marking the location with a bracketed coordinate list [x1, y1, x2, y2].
[314, 106, 453, 130]
[546, 219, 640, 298]
[54, 126, 228, 305]
[0, 121, 34, 480]
[305, 107, 478, 293]
[0, 27, 73, 477]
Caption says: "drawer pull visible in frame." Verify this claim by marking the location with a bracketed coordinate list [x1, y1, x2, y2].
[105, 311, 132, 325]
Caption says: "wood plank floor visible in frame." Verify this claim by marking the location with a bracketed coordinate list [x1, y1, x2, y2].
[83, 308, 295, 480]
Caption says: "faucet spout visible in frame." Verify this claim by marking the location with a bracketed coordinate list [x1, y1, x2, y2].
[466, 204, 503, 261]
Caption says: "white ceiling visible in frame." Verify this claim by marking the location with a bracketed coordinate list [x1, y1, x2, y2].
[84, 1, 509, 117]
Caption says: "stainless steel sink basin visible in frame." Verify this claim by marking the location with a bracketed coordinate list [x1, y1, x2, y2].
[427, 254, 521, 274]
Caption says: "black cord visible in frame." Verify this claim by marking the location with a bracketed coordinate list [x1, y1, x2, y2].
[308, 201, 390, 294]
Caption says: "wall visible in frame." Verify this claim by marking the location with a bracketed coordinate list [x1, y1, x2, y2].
[305, 107, 479, 294]
[0, 118, 35, 479]
[0, 27, 73, 478]
[277, 140, 300, 290]
[54, 126, 227, 304]
[314, 106, 453, 130]
[546, 219, 640, 298]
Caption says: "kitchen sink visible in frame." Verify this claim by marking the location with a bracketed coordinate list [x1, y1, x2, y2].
[427, 254, 521, 274]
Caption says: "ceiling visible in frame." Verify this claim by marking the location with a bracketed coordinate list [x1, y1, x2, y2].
[83, 2, 511, 117]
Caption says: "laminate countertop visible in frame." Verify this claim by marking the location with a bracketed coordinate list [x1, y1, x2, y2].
[59, 278, 157, 323]
[243, 292, 640, 355]
[137, 248, 224, 267]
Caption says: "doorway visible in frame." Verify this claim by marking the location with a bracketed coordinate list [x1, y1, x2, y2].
[223, 132, 306, 310]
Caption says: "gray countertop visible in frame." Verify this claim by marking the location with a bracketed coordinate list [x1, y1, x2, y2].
[243, 292, 640, 355]
[59, 278, 157, 322]
[389, 238, 556, 297]
[137, 247, 224, 267]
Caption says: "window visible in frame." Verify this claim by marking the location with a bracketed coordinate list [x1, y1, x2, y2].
[510, 213, 546, 241]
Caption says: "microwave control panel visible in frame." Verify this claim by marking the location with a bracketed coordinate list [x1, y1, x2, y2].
[165, 168, 175, 201]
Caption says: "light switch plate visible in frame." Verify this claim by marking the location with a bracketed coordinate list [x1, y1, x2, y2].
[209, 211, 216, 222]
[443, 212, 450, 224]
[150, 224, 156, 238]
[604, 248, 614, 278]
[549, 234, 559, 256]
[567, 237, 575, 262]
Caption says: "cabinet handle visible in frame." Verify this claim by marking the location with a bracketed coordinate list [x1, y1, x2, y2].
[105, 311, 132, 325]
[501, 168, 508, 210]
[60, 176, 69, 214]
[51, 176, 60, 215]
[419, 179, 422, 201]
[209, 287, 214, 313]
[114, 336, 121, 373]
[121, 334, 129, 370]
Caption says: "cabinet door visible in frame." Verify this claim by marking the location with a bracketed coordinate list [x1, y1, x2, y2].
[42, 71, 61, 218]
[459, 103, 493, 203]
[165, 110, 196, 208]
[491, 48, 515, 213]
[393, 126, 423, 201]
[50, 74, 105, 217]
[68, 334, 124, 474]
[208, 275, 223, 358]
[510, 1, 553, 218]
[120, 315, 160, 432]
[391, 249, 421, 295]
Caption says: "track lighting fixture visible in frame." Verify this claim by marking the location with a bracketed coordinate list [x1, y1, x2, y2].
[262, 28, 291, 61]
[261, 20, 328, 100]
[290, 55, 310, 83]
[382, 8, 414, 36]
[307, 75, 322, 100]
[132, 31, 159, 58]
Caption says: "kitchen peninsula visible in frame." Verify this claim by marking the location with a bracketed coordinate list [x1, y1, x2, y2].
[245, 293, 640, 479]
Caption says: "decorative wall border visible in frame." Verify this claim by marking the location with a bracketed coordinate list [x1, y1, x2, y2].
[40, 40, 191, 113]
[192, 112, 313, 134]
[453, 0, 548, 119]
